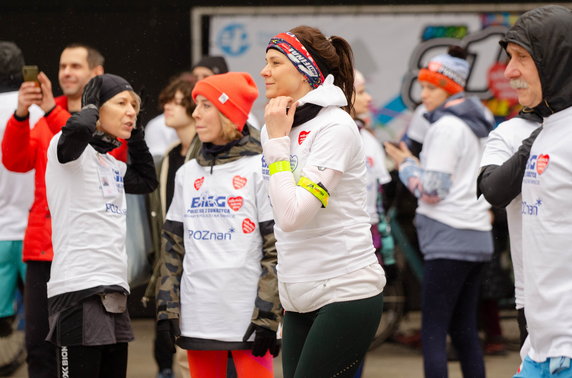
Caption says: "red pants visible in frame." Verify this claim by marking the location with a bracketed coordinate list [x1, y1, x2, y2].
[187, 349, 274, 378]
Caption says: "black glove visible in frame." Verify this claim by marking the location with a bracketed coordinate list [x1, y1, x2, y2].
[156, 318, 180, 354]
[127, 126, 145, 144]
[81, 75, 103, 109]
[242, 323, 280, 357]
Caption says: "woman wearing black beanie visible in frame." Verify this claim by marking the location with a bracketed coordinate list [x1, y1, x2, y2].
[45, 74, 158, 378]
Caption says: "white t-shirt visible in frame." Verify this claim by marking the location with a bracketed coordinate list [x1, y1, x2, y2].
[0, 91, 34, 240]
[360, 128, 391, 224]
[46, 132, 129, 297]
[480, 117, 539, 310]
[166, 155, 273, 342]
[521, 106, 572, 362]
[406, 104, 430, 144]
[261, 106, 378, 283]
[417, 114, 491, 231]
[144, 114, 178, 159]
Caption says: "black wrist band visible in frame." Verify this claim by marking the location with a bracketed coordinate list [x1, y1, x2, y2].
[44, 105, 57, 117]
[13, 110, 29, 122]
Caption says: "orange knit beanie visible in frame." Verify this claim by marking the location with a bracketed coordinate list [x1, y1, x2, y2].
[192, 72, 258, 131]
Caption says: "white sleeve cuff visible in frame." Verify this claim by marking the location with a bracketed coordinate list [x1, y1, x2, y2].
[262, 136, 291, 164]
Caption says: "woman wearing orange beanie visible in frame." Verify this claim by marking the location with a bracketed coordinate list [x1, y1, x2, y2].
[155, 72, 281, 378]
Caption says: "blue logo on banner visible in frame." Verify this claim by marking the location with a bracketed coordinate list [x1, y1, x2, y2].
[217, 23, 249, 56]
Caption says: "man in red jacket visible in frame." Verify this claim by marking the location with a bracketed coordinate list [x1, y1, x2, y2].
[0, 43, 124, 378]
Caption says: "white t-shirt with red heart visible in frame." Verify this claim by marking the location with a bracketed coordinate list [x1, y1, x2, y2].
[166, 155, 273, 342]
[521, 106, 572, 362]
[417, 114, 491, 231]
[480, 117, 539, 310]
[261, 105, 378, 284]
[46, 132, 129, 298]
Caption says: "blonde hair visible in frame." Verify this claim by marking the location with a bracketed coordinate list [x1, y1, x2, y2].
[218, 112, 243, 143]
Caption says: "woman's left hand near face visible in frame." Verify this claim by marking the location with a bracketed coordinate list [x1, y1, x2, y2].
[265, 96, 297, 139]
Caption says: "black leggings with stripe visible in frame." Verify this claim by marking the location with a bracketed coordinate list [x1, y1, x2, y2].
[281, 293, 383, 378]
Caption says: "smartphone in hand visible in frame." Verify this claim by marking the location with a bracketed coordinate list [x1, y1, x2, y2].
[22, 65, 40, 86]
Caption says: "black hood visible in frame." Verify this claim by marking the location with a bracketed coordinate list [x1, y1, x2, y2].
[500, 5, 572, 118]
[424, 93, 493, 138]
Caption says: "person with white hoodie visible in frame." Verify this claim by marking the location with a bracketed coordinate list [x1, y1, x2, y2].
[260, 26, 385, 378]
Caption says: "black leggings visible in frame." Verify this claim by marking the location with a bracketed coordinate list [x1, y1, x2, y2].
[57, 343, 128, 378]
[282, 293, 383, 378]
[422, 259, 485, 378]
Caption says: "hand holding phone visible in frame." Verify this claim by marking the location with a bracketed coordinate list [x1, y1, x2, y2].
[22, 65, 40, 86]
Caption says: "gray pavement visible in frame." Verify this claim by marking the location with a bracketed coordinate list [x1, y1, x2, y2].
[10, 310, 521, 377]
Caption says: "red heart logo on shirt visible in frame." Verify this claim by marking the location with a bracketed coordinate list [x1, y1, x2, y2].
[242, 218, 256, 233]
[298, 131, 310, 145]
[228, 196, 244, 211]
[536, 154, 550, 175]
[366, 156, 374, 168]
[232, 175, 247, 189]
[194, 177, 204, 190]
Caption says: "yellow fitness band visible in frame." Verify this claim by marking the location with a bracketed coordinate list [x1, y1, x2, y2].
[269, 160, 291, 175]
[297, 176, 330, 208]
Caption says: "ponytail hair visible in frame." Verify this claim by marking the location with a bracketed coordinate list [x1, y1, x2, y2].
[289, 26, 355, 114]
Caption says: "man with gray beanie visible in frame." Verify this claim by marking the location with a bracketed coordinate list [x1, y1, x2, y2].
[481, 5, 572, 376]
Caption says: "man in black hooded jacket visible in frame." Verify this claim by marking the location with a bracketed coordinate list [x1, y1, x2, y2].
[479, 5, 572, 376]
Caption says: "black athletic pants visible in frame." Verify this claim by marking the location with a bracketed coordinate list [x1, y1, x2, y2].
[57, 343, 128, 378]
[25, 261, 57, 378]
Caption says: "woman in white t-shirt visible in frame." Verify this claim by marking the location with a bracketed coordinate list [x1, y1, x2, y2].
[352, 70, 396, 284]
[45, 74, 158, 378]
[385, 46, 494, 378]
[260, 26, 385, 377]
[156, 72, 281, 378]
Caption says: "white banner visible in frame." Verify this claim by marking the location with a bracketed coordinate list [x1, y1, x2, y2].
[209, 12, 517, 140]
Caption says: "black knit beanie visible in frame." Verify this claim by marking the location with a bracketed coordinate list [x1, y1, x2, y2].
[192, 56, 229, 75]
[99, 73, 134, 105]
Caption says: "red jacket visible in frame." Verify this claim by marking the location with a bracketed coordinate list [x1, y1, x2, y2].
[1, 96, 127, 261]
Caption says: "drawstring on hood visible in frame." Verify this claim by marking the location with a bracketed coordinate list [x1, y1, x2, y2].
[500, 5, 572, 118]
[424, 93, 493, 138]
